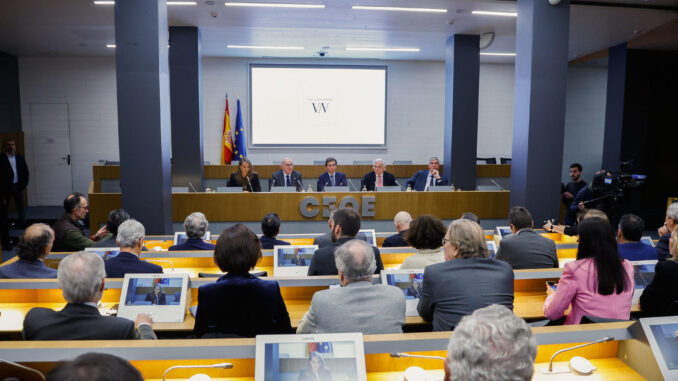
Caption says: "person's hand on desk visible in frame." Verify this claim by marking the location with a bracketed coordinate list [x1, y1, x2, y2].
[135, 313, 153, 328]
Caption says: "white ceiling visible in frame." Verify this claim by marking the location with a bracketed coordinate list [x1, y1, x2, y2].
[0, 0, 676, 63]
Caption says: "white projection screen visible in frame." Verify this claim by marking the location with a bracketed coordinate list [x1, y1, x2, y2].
[249, 64, 387, 147]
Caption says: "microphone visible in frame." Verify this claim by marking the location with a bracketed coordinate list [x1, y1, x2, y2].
[322, 182, 329, 192]
[394, 180, 406, 191]
[245, 176, 254, 192]
[347, 178, 358, 192]
[490, 179, 506, 191]
[162, 363, 233, 381]
[188, 182, 199, 192]
[295, 178, 304, 191]
[144, 259, 175, 271]
[540, 336, 614, 374]
[390, 352, 446, 361]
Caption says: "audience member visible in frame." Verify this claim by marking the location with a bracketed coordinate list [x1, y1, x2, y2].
[45, 353, 143, 381]
[561, 163, 587, 225]
[94, 208, 130, 247]
[228, 157, 261, 192]
[460, 212, 480, 225]
[0, 137, 29, 249]
[313, 210, 366, 248]
[104, 219, 162, 278]
[168, 212, 215, 251]
[543, 218, 634, 324]
[259, 212, 291, 249]
[360, 159, 396, 191]
[194, 224, 292, 337]
[406, 157, 449, 191]
[640, 226, 678, 317]
[52, 192, 110, 251]
[543, 208, 589, 237]
[307, 208, 384, 275]
[656, 203, 678, 261]
[316, 157, 347, 192]
[418, 219, 514, 331]
[23, 251, 156, 340]
[298, 239, 405, 334]
[400, 215, 445, 269]
[495, 206, 558, 269]
[0, 223, 56, 278]
[617, 213, 657, 261]
[270, 157, 303, 191]
[444, 305, 536, 381]
[382, 211, 411, 247]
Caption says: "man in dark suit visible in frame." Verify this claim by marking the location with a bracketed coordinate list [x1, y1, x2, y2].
[23, 251, 156, 340]
[360, 159, 396, 191]
[316, 157, 347, 192]
[308, 207, 383, 275]
[168, 212, 215, 251]
[495, 206, 558, 269]
[405, 156, 450, 191]
[0, 223, 57, 279]
[383, 211, 411, 247]
[259, 212, 290, 250]
[104, 219, 163, 278]
[617, 213, 657, 261]
[0, 138, 29, 249]
[270, 157, 303, 191]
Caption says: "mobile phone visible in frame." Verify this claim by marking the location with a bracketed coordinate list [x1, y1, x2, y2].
[546, 281, 557, 291]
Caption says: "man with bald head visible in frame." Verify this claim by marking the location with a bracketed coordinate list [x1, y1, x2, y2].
[383, 211, 412, 247]
[270, 157, 303, 191]
[0, 223, 56, 278]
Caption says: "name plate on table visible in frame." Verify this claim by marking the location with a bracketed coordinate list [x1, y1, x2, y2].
[428, 185, 453, 192]
[376, 186, 402, 192]
[323, 186, 350, 192]
[270, 186, 298, 193]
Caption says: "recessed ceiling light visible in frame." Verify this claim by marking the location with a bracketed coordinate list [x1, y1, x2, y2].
[225, 2, 325, 8]
[106, 44, 116, 48]
[346, 47, 420, 52]
[472, 10, 517, 17]
[94, 1, 197, 4]
[352, 5, 447, 13]
[227, 45, 305, 50]
[93, 1, 115, 4]
[480, 52, 516, 56]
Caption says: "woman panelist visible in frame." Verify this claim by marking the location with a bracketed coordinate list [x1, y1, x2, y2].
[228, 158, 261, 192]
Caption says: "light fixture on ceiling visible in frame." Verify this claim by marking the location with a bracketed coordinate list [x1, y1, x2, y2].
[227, 45, 305, 50]
[106, 44, 116, 48]
[471, 10, 517, 17]
[346, 47, 420, 52]
[94, 1, 197, 4]
[93, 1, 115, 4]
[480, 52, 516, 56]
[225, 2, 325, 8]
[352, 6, 446, 13]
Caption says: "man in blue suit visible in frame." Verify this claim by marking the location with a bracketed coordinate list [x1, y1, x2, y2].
[270, 157, 303, 191]
[104, 219, 162, 278]
[617, 213, 658, 261]
[316, 157, 347, 192]
[406, 157, 449, 191]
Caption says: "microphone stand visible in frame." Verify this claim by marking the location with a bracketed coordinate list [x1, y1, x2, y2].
[245, 175, 254, 192]
[394, 180, 406, 191]
[162, 363, 233, 381]
[390, 352, 446, 361]
[540, 336, 614, 374]
[347, 178, 358, 192]
[295, 178, 304, 192]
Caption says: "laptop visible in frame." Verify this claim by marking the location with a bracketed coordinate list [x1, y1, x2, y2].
[117, 273, 191, 323]
[639, 317, 678, 379]
[381, 269, 424, 317]
[496, 226, 512, 239]
[486, 241, 497, 258]
[632, 260, 658, 305]
[273, 245, 318, 276]
[173, 231, 210, 246]
[84, 247, 120, 259]
[358, 229, 377, 246]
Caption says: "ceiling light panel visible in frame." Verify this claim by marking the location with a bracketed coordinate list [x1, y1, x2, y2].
[227, 45, 305, 50]
[346, 47, 420, 52]
[352, 6, 447, 13]
[472, 10, 517, 17]
[225, 2, 325, 8]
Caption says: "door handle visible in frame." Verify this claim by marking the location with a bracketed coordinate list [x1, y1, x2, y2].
[61, 154, 71, 165]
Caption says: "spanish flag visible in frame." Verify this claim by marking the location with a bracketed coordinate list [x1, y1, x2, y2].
[221, 96, 234, 164]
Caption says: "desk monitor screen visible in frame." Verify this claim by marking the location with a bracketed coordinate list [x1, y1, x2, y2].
[486, 241, 497, 258]
[117, 273, 190, 323]
[640, 317, 678, 379]
[381, 269, 424, 317]
[273, 245, 318, 276]
[173, 232, 211, 246]
[255, 333, 367, 381]
[358, 229, 377, 246]
[632, 260, 657, 304]
[641, 236, 655, 247]
[496, 226, 512, 239]
[84, 247, 120, 259]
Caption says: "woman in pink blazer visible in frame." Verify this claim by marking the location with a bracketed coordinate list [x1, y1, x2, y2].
[543, 217, 634, 325]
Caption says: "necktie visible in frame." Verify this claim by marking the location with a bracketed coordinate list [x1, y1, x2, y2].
[285, 175, 290, 187]
[330, 174, 335, 186]
[377, 175, 383, 187]
[430, 176, 435, 186]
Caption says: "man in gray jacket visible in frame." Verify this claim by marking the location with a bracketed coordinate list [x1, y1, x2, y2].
[495, 206, 558, 269]
[297, 239, 405, 334]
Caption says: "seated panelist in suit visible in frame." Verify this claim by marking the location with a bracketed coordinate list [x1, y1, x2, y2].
[145, 283, 167, 305]
[259, 212, 290, 250]
[168, 212, 215, 251]
[406, 156, 450, 191]
[104, 219, 163, 278]
[360, 158, 396, 191]
[228, 157, 261, 192]
[194, 224, 292, 337]
[317, 157, 347, 192]
[23, 251, 156, 340]
[270, 157, 303, 191]
[0, 223, 57, 279]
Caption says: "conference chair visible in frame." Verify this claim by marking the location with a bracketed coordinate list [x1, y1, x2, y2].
[500, 157, 512, 164]
[476, 157, 497, 164]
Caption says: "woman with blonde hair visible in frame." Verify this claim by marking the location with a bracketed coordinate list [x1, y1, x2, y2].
[228, 158, 261, 192]
[640, 226, 678, 316]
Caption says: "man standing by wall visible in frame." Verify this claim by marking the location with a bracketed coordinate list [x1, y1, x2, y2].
[561, 163, 587, 225]
[0, 137, 29, 249]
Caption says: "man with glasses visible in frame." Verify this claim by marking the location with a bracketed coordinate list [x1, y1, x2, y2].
[52, 192, 110, 251]
[360, 159, 396, 191]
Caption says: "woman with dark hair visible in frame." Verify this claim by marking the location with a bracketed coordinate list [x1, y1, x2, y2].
[543, 218, 634, 324]
[193, 224, 291, 337]
[640, 227, 678, 316]
[400, 215, 446, 269]
[228, 158, 261, 192]
[298, 351, 332, 381]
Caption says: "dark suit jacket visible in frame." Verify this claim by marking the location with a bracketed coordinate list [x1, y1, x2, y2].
[640, 260, 678, 317]
[0, 259, 57, 279]
[316, 171, 347, 192]
[145, 292, 167, 305]
[259, 235, 291, 250]
[169, 238, 215, 251]
[104, 251, 163, 278]
[313, 232, 368, 249]
[228, 173, 261, 192]
[270, 169, 303, 191]
[618, 242, 658, 261]
[0, 152, 29, 197]
[656, 233, 671, 261]
[382, 230, 409, 247]
[405, 170, 449, 191]
[308, 237, 384, 276]
[418, 257, 514, 331]
[23, 303, 156, 340]
[495, 228, 559, 269]
[194, 273, 292, 337]
[360, 171, 396, 191]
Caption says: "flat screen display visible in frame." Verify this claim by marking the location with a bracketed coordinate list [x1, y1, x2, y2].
[381, 270, 424, 317]
[250, 65, 387, 147]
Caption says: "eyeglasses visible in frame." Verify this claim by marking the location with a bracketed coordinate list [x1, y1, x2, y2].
[442, 237, 451, 245]
[78, 205, 89, 210]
